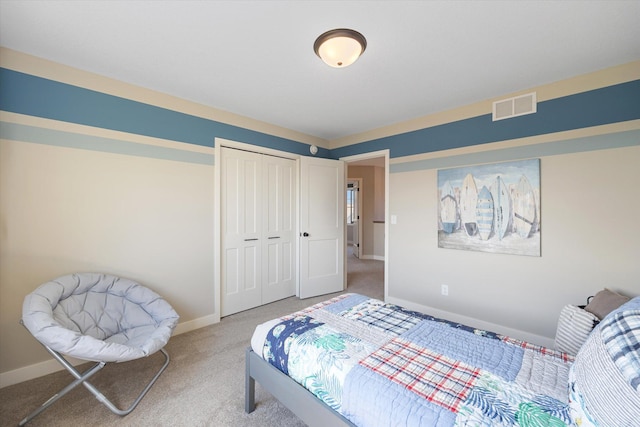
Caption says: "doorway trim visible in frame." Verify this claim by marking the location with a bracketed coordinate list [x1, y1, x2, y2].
[340, 149, 389, 301]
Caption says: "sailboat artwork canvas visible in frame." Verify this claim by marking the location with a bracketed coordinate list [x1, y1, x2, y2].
[437, 159, 540, 256]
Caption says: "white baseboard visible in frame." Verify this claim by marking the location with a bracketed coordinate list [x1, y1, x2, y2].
[172, 313, 219, 335]
[386, 295, 555, 348]
[0, 357, 81, 390]
[0, 314, 220, 389]
[359, 254, 385, 261]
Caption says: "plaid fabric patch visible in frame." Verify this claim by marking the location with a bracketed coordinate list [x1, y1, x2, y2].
[360, 337, 480, 412]
[281, 293, 352, 321]
[601, 310, 640, 391]
[353, 305, 422, 335]
[500, 335, 574, 363]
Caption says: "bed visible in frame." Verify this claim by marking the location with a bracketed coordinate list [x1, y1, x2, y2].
[246, 293, 640, 426]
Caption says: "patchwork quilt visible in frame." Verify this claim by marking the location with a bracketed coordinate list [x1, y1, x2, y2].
[259, 294, 574, 427]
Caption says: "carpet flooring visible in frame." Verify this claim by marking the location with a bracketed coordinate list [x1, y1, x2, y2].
[0, 250, 383, 426]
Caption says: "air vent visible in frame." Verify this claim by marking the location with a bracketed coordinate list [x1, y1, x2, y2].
[492, 92, 537, 121]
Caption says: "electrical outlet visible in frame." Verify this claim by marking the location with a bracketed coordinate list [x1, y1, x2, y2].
[441, 284, 449, 296]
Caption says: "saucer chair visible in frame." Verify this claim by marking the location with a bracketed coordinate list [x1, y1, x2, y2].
[20, 273, 179, 425]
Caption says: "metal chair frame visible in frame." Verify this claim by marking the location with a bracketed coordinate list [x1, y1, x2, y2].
[19, 321, 170, 426]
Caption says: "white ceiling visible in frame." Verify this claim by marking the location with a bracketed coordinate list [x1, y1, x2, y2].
[1, 1, 639, 142]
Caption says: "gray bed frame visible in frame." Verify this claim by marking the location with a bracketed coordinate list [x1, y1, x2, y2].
[245, 347, 357, 427]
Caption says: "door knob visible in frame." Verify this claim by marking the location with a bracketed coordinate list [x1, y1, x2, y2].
[302, 232, 310, 237]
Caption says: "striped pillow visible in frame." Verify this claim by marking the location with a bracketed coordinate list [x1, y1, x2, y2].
[555, 304, 599, 356]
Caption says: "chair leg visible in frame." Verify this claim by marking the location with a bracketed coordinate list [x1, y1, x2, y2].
[19, 358, 106, 426]
[19, 347, 170, 425]
[86, 348, 171, 416]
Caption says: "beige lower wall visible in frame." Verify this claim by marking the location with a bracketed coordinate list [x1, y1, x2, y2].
[388, 143, 640, 342]
[0, 124, 216, 386]
[372, 222, 385, 260]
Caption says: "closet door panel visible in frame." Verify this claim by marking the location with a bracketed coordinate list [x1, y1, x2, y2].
[262, 155, 296, 304]
[221, 148, 262, 316]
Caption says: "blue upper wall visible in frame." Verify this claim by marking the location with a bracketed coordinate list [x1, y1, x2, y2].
[0, 68, 330, 157]
[331, 80, 640, 160]
[1, 67, 639, 159]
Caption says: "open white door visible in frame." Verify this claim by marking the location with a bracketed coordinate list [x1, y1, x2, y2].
[299, 156, 345, 299]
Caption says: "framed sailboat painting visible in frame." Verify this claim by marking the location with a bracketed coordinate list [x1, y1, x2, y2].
[437, 158, 540, 256]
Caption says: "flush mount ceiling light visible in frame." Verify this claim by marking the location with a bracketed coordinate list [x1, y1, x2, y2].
[313, 28, 367, 68]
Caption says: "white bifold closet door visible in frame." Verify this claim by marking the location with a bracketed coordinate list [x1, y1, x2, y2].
[221, 147, 296, 316]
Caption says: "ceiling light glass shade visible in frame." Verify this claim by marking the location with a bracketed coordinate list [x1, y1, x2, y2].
[314, 29, 367, 68]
